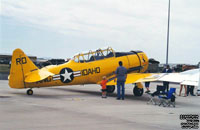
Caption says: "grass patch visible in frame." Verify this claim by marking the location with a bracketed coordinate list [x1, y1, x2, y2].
[0, 64, 10, 73]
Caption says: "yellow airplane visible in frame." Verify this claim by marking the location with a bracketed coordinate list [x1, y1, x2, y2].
[9, 47, 151, 96]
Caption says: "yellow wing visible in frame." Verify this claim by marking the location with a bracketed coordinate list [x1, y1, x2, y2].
[134, 73, 161, 83]
[106, 73, 154, 85]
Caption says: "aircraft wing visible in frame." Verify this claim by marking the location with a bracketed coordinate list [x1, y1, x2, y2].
[136, 69, 200, 86]
[106, 73, 153, 85]
[158, 69, 199, 86]
[107, 69, 200, 87]
[25, 68, 54, 83]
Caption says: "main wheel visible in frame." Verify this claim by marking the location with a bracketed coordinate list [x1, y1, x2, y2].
[107, 85, 115, 93]
[133, 86, 143, 96]
[27, 89, 33, 95]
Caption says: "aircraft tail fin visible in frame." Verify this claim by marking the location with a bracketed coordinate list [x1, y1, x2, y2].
[9, 49, 38, 88]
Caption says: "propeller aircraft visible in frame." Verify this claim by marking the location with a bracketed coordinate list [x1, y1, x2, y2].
[9, 47, 151, 96]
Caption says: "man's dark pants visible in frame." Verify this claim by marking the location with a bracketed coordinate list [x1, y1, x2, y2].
[117, 81, 125, 99]
[163, 81, 169, 92]
[187, 85, 195, 95]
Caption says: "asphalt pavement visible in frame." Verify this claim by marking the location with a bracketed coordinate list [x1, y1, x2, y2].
[0, 80, 199, 130]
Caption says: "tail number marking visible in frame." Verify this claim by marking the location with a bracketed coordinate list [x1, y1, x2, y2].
[16, 57, 27, 65]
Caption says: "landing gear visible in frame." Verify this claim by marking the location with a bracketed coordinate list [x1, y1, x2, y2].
[133, 83, 144, 96]
[107, 85, 115, 93]
[27, 89, 33, 95]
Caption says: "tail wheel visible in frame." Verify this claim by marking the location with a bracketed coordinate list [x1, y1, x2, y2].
[27, 89, 33, 95]
[107, 85, 115, 93]
[133, 85, 143, 96]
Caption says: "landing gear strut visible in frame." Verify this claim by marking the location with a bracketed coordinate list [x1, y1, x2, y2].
[27, 89, 33, 95]
[133, 83, 144, 96]
[107, 85, 115, 93]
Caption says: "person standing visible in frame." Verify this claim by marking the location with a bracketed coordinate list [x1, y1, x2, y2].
[100, 76, 108, 98]
[162, 65, 172, 92]
[115, 61, 127, 100]
[179, 84, 187, 97]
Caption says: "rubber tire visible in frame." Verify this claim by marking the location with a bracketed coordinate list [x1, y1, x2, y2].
[27, 89, 33, 95]
[133, 86, 143, 96]
[107, 85, 115, 93]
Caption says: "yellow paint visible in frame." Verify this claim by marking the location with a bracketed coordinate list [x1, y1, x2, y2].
[9, 49, 38, 88]
[136, 82, 144, 89]
[9, 47, 151, 89]
[106, 73, 152, 85]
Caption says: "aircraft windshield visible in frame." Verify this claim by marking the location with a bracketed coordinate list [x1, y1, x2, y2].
[73, 47, 115, 63]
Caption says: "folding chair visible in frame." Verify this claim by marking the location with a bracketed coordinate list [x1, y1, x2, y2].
[158, 88, 176, 107]
[147, 85, 166, 105]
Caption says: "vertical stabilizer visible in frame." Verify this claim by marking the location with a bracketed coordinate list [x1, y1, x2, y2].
[9, 49, 38, 89]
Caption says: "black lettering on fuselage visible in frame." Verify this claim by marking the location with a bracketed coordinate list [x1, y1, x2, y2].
[82, 69, 88, 76]
[16, 57, 27, 65]
[81, 67, 100, 76]
[95, 67, 100, 73]
[36, 77, 52, 84]
[44, 77, 51, 82]
[88, 68, 93, 75]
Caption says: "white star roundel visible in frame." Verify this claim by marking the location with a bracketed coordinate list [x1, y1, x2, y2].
[59, 68, 74, 83]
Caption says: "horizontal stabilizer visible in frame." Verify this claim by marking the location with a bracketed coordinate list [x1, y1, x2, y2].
[25, 68, 54, 83]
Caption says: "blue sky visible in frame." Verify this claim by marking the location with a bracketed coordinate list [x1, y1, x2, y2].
[1, 0, 200, 64]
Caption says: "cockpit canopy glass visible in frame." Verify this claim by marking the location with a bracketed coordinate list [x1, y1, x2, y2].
[73, 47, 115, 63]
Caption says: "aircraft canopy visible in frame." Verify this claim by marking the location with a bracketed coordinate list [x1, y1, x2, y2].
[73, 47, 115, 63]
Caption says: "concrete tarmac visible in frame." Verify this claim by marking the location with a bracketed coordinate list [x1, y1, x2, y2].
[0, 80, 199, 130]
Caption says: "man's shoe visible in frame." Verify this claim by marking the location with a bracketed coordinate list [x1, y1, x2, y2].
[145, 90, 150, 93]
[122, 98, 124, 100]
[116, 98, 120, 100]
